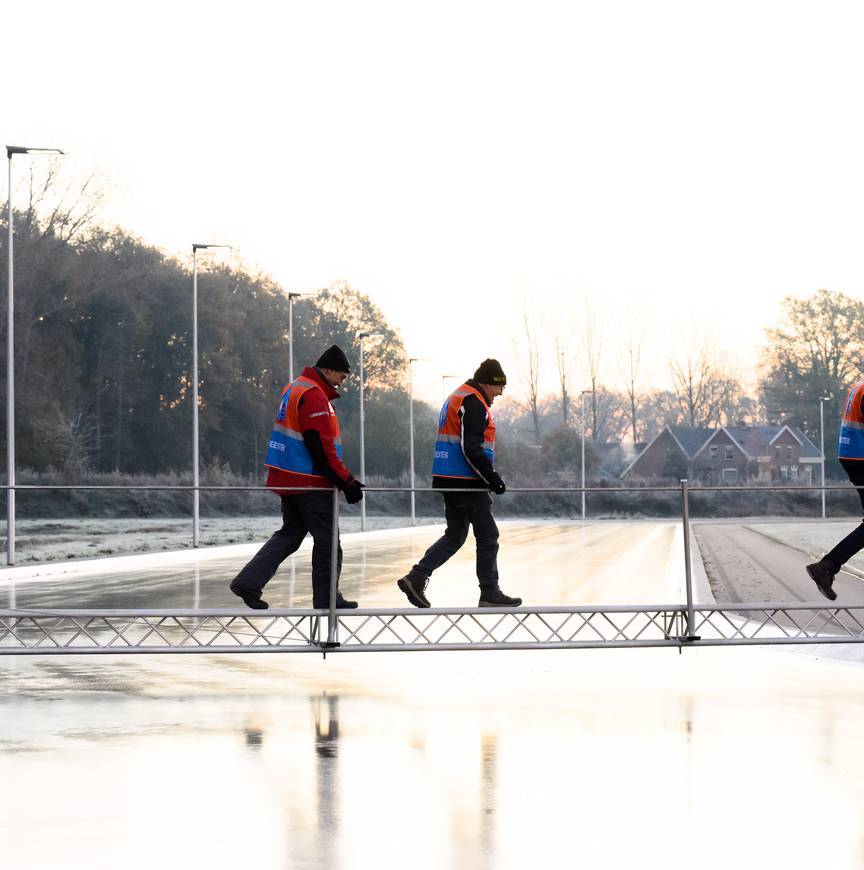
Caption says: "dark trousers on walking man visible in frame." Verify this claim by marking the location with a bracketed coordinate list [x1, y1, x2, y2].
[416, 492, 500, 586]
[232, 492, 343, 608]
[399, 488, 518, 608]
[808, 459, 864, 600]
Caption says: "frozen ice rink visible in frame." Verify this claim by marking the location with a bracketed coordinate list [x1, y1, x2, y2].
[2, 520, 864, 869]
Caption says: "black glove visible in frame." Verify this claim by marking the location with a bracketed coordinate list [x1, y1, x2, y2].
[343, 478, 365, 504]
[488, 473, 506, 495]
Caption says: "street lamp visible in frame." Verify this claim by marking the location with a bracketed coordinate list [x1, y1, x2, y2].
[191, 243, 232, 548]
[6, 145, 64, 566]
[408, 357, 429, 527]
[287, 292, 314, 382]
[819, 395, 832, 520]
[442, 374, 461, 403]
[358, 331, 382, 531]
[580, 389, 592, 520]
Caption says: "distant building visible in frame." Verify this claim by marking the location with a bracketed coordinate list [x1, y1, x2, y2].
[621, 424, 823, 484]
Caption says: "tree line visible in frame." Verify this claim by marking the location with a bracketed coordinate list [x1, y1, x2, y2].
[510, 289, 864, 478]
[0, 201, 436, 482]
[3, 178, 861, 487]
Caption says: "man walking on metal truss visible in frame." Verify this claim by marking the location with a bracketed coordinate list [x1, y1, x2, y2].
[230, 345, 364, 610]
[807, 381, 864, 600]
[396, 358, 522, 608]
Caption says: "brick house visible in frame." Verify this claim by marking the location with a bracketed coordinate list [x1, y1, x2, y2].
[622, 424, 823, 484]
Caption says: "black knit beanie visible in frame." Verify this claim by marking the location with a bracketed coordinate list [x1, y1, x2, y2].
[315, 345, 351, 373]
[473, 358, 507, 385]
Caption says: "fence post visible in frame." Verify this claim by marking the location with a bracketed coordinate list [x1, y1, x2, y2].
[325, 486, 340, 647]
[680, 478, 698, 642]
[193, 484, 200, 548]
[5, 484, 14, 566]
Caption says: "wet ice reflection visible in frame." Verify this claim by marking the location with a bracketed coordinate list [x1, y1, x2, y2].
[1, 647, 864, 868]
[2, 523, 864, 868]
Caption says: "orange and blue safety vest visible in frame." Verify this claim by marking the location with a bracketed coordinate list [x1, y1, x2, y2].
[431, 383, 495, 479]
[264, 375, 343, 481]
[839, 382, 864, 460]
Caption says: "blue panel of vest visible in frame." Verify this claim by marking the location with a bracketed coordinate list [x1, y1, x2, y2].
[838, 424, 864, 459]
[432, 440, 494, 478]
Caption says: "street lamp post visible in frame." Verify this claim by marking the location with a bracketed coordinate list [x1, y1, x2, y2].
[287, 292, 314, 382]
[819, 395, 832, 520]
[6, 145, 64, 566]
[289, 294, 295, 382]
[580, 389, 592, 520]
[408, 358, 429, 527]
[441, 374, 460, 403]
[191, 243, 231, 548]
[358, 332, 382, 531]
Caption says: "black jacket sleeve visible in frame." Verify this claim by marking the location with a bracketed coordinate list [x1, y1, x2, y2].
[302, 430, 353, 488]
[296, 397, 353, 488]
[460, 394, 497, 484]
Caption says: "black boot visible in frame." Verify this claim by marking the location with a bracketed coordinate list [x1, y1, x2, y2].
[478, 586, 522, 607]
[313, 592, 359, 609]
[397, 567, 431, 608]
[230, 580, 269, 610]
[806, 559, 839, 601]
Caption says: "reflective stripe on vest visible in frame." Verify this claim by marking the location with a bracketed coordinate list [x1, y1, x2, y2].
[263, 376, 342, 479]
[839, 382, 864, 459]
[431, 383, 495, 479]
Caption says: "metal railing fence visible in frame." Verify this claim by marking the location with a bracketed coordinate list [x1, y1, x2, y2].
[2, 603, 864, 655]
[3, 479, 864, 654]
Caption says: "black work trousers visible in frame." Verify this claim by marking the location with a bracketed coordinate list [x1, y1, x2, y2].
[416, 491, 499, 587]
[826, 459, 864, 567]
[232, 492, 342, 607]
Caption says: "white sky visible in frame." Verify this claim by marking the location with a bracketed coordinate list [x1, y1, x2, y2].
[4, 0, 864, 407]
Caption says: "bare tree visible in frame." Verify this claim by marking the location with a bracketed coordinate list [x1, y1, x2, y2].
[553, 322, 577, 425]
[23, 159, 112, 242]
[706, 369, 750, 427]
[638, 389, 683, 440]
[592, 387, 631, 444]
[584, 304, 602, 439]
[557, 350, 570, 423]
[669, 335, 715, 427]
[619, 318, 644, 445]
[513, 308, 542, 444]
[668, 333, 747, 428]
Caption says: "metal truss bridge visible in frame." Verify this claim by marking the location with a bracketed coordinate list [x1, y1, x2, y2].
[2, 602, 864, 655]
[4, 480, 862, 655]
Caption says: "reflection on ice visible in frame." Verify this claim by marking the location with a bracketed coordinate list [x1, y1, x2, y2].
[2, 646, 862, 868]
[2, 524, 864, 867]
[244, 727, 263, 751]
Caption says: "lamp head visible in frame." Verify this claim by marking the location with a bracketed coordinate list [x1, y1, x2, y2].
[192, 243, 232, 252]
[7, 145, 64, 158]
